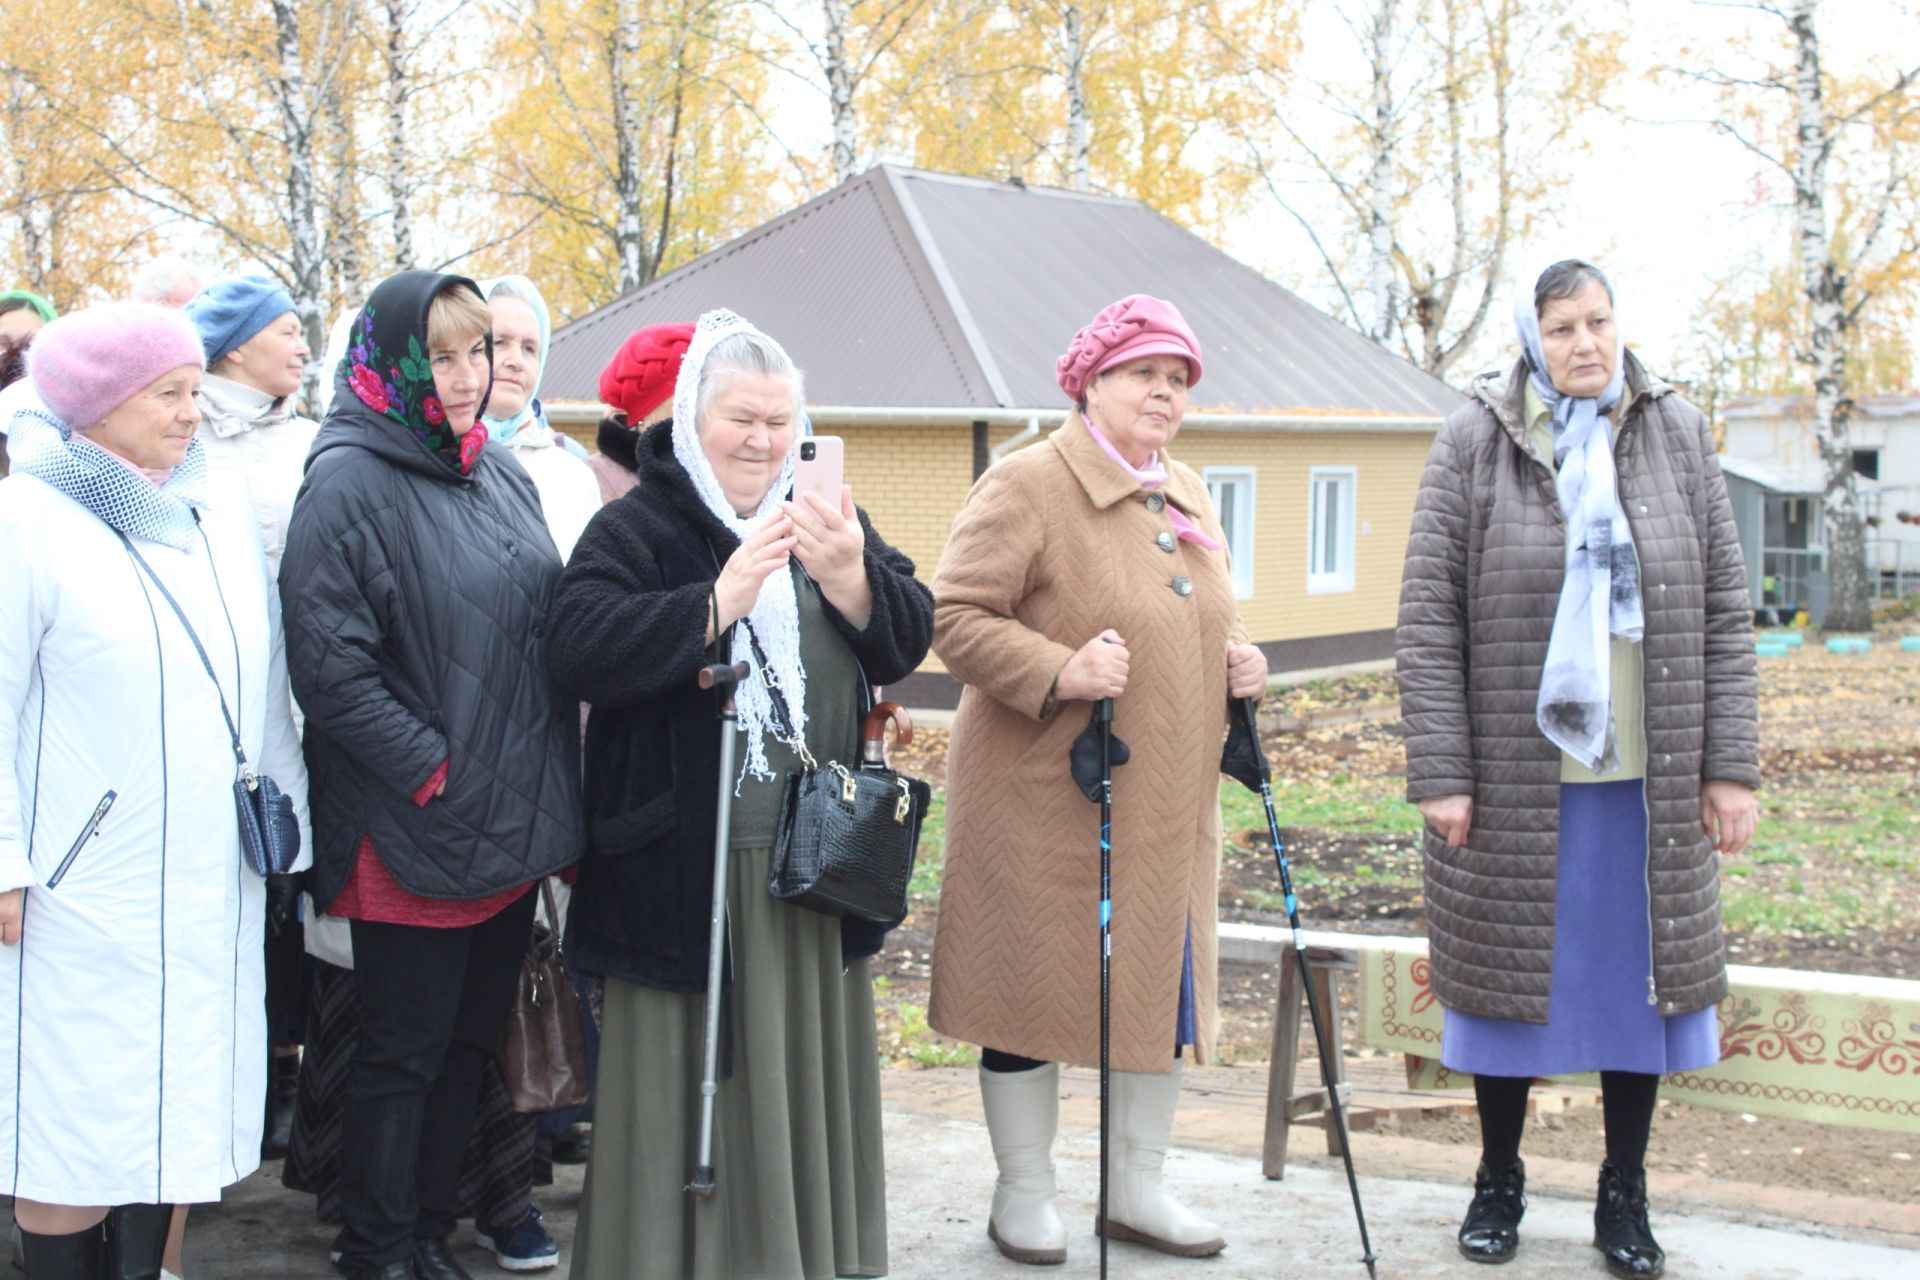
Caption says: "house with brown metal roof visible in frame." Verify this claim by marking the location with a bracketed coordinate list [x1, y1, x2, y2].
[543, 164, 1464, 702]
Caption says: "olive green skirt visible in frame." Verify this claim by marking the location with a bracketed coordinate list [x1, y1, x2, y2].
[570, 843, 888, 1280]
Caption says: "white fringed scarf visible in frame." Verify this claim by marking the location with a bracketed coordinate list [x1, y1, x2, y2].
[671, 309, 809, 786]
[1516, 262, 1643, 774]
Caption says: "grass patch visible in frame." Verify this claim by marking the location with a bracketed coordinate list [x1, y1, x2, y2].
[908, 790, 946, 906]
[1218, 776, 1419, 839]
[1748, 776, 1919, 870]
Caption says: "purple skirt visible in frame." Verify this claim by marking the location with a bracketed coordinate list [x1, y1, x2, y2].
[1441, 779, 1721, 1078]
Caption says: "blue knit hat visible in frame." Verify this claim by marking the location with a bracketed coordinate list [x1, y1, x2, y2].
[185, 273, 297, 364]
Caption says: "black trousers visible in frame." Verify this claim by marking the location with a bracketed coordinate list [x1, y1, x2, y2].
[336, 891, 537, 1267]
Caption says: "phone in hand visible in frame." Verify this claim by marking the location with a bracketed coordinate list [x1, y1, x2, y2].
[792, 435, 845, 509]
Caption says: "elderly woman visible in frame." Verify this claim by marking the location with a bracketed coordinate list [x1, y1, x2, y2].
[0, 302, 310, 1277]
[185, 272, 319, 1166]
[0, 289, 55, 341]
[279, 270, 583, 1280]
[928, 295, 1265, 1264]
[481, 276, 600, 558]
[546, 309, 932, 1280]
[1397, 259, 1759, 1279]
[588, 321, 695, 502]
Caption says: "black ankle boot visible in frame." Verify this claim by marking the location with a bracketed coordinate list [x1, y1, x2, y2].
[18, 1222, 104, 1279]
[262, 1050, 299, 1159]
[101, 1204, 171, 1280]
[1594, 1162, 1665, 1278]
[1457, 1157, 1526, 1264]
[412, 1237, 472, 1280]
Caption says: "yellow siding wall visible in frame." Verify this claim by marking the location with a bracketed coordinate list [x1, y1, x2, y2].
[1171, 430, 1431, 642]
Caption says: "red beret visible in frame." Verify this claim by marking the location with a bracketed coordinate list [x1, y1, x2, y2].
[598, 322, 696, 421]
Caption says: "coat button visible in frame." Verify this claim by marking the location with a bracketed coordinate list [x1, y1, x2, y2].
[1639, 504, 1648, 514]
[1660, 666, 1669, 677]
[1172, 575, 1193, 596]
[508, 542, 519, 557]
[1666, 837, 1676, 847]
[1658, 583, 1667, 592]
[1156, 531, 1176, 552]
[1146, 493, 1166, 513]
[531, 621, 545, 638]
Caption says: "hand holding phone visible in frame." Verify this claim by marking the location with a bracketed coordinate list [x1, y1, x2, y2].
[792, 435, 844, 506]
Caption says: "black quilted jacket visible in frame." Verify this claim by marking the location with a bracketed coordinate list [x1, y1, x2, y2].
[544, 419, 934, 992]
[280, 405, 584, 910]
[1397, 353, 1759, 1024]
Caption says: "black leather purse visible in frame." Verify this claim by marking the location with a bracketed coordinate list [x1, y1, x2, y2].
[769, 700, 929, 923]
[120, 533, 303, 878]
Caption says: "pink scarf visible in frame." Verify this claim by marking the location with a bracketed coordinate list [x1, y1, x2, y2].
[1083, 418, 1224, 551]
[76, 431, 175, 488]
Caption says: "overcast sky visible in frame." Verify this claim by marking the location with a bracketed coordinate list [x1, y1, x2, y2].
[1222, 0, 1916, 379]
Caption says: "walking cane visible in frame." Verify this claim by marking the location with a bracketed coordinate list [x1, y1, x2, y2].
[1071, 698, 1130, 1280]
[688, 653, 749, 1200]
[1223, 696, 1380, 1278]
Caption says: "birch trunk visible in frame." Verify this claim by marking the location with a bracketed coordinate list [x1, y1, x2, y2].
[609, 0, 648, 293]
[1063, 3, 1090, 191]
[384, 0, 414, 269]
[825, 0, 858, 184]
[271, 0, 327, 412]
[1366, 0, 1397, 344]
[1788, 0, 1871, 631]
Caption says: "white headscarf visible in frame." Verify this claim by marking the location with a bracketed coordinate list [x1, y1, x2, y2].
[1516, 259, 1642, 773]
[672, 309, 811, 786]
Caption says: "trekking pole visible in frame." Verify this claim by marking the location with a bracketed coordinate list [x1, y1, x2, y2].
[1069, 689, 1131, 1280]
[1095, 695, 1114, 1280]
[689, 654, 749, 1200]
[1227, 696, 1379, 1277]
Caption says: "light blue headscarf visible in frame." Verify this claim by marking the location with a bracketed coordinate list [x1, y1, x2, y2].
[481, 275, 585, 457]
[1515, 259, 1642, 774]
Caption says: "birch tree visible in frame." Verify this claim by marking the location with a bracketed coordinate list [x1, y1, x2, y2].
[1686, 0, 1920, 631]
[484, 0, 787, 315]
[1212, 0, 1621, 376]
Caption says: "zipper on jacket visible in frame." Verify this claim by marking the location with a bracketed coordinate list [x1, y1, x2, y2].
[1626, 519, 1659, 1009]
[47, 789, 117, 888]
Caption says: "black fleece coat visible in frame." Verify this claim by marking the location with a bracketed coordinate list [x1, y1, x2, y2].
[545, 419, 935, 991]
[280, 271, 584, 909]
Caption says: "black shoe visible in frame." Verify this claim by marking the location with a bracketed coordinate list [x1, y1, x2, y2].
[262, 1050, 299, 1160]
[412, 1237, 473, 1280]
[18, 1222, 104, 1278]
[1594, 1162, 1665, 1278]
[341, 1264, 413, 1280]
[101, 1204, 172, 1280]
[1457, 1158, 1526, 1264]
[551, 1121, 592, 1165]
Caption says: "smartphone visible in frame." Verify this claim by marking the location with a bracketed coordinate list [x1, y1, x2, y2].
[792, 435, 845, 508]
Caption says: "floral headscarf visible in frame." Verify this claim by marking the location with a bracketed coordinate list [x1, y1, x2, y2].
[335, 269, 492, 474]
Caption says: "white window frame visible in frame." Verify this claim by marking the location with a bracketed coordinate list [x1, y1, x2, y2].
[1307, 466, 1357, 595]
[1203, 466, 1256, 599]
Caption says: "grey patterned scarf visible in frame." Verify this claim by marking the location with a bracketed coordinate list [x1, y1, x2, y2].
[3, 379, 208, 549]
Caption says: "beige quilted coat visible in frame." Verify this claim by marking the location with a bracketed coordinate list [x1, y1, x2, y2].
[928, 416, 1245, 1072]
[1397, 354, 1760, 1026]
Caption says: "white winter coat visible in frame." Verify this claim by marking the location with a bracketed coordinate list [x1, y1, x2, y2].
[194, 375, 320, 578]
[0, 472, 311, 1206]
[500, 424, 600, 563]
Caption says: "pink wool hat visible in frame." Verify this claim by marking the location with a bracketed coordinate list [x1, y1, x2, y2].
[27, 301, 206, 429]
[1055, 294, 1203, 402]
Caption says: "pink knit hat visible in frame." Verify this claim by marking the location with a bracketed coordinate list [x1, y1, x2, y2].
[27, 302, 206, 429]
[1055, 294, 1203, 401]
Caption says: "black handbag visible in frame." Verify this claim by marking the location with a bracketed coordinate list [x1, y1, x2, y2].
[119, 533, 303, 878]
[769, 700, 930, 923]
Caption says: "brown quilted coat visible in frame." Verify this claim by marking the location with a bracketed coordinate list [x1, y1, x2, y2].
[928, 416, 1245, 1072]
[1397, 354, 1760, 1025]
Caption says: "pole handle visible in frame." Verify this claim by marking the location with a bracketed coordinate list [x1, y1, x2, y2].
[1094, 696, 1113, 724]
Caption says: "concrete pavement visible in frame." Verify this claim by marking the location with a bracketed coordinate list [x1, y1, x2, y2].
[130, 1065, 1919, 1278]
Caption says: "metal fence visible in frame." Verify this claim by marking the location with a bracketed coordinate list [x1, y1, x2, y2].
[1868, 537, 1920, 600]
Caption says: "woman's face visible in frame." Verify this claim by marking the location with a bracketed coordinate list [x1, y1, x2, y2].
[1084, 353, 1190, 465]
[700, 371, 796, 516]
[1538, 281, 1617, 398]
[0, 307, 43, 340]
[83, 364, 202, 469]
[488, 294, 541, 420]
[430, 329, 491, 436]
[218, 310, 308, 400]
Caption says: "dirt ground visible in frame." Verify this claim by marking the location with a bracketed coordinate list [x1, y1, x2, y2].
[874, 624, 1920, 1213]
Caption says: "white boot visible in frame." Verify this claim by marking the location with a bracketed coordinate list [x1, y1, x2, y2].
[1101, 1061, 1226, 1256]
[979, 1061, 1069, 1265]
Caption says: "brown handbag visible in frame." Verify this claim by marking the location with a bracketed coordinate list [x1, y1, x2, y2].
[495, 879, 591, 1113]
